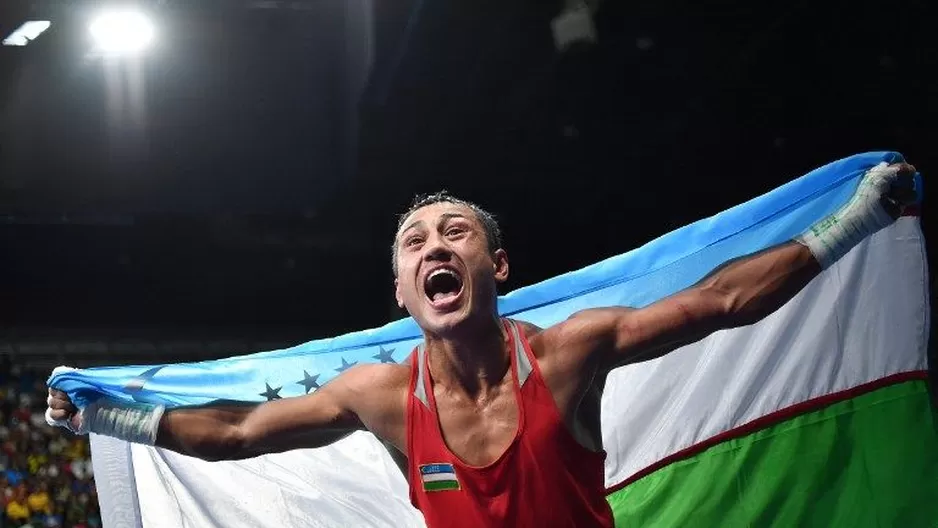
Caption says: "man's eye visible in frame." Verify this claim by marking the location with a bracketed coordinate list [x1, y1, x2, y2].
[446, 227, 466, 236]
[406, 237, 423, 247]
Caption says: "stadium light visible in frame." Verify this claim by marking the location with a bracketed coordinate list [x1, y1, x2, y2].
[89, 10, 155, 55]
[2, 21, 51, 47]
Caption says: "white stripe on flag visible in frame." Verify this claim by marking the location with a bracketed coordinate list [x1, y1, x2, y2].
[421, 472, 458, 483]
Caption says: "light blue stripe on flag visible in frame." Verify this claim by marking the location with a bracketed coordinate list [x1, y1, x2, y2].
[419, 464, 456, 475]
[47, 152, 917, 410]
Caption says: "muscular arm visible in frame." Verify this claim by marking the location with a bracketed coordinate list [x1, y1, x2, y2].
[589, 241, 819, 368]
[156, 364, 407, 461]
[156, 380, 363, 461]
[48, 364, 408, 462]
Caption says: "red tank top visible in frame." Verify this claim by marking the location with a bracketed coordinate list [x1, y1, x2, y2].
[406, 319, 615, 528]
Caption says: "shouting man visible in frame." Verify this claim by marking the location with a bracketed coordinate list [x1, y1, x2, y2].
[48, 161, 919, 527]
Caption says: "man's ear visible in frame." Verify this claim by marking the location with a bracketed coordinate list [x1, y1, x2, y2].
[493, 249, 509, 283]
[394, 277, 404, 308]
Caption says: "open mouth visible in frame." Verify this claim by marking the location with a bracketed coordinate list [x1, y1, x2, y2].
[424, 268, 464, 304]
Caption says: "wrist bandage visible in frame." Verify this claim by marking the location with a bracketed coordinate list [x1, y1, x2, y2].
[82, 399, 166, 445]
[46, 397, 165, 445]
[796, 162, 898, 268]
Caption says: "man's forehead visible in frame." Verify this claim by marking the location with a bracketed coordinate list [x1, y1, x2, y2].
[398, 202, 478, 233]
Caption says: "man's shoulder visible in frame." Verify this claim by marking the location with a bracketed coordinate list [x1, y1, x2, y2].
[512, 318, 545, 339]
[328, 362, 412, 423]
[322, 362, 411, 449]
[514, 308, 625, 362]
[510, 318, 550, 359]
[339, 362, 411, 393]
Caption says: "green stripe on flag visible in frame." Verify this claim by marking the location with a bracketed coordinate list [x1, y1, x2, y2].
[424, 480, 460, 492]
[607, 380, 938, 527]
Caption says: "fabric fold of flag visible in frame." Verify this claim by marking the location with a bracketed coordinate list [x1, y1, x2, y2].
[48, 151, 935, 527]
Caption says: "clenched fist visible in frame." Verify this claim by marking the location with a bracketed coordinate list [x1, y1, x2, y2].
[46, 388, 82, 432]
[878, 162, 918, 218]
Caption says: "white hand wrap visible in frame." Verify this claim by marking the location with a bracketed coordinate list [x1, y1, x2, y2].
[46, 396, 165, 445]
[81, 399, 166, 445]
[796, 162, 899, 268]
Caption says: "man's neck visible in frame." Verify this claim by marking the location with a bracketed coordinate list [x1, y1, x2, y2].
[425, 315, 511, 399]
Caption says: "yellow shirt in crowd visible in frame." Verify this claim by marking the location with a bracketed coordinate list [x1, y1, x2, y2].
[6, 499, 30, 522]
[28, 490, 52, 515]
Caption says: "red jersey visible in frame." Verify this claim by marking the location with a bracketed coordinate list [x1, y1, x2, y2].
[406, 318, 615, 527]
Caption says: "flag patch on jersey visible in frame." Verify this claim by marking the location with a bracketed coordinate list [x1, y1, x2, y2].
[419, 463, 460, 492]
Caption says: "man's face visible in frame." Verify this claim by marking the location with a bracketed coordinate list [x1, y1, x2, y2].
[394, 202, 508, 335]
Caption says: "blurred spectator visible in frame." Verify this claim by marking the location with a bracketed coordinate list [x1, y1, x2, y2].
[6, 483, 30, 526]
[28, 482, 52, 519]
[0, 367, 96, 528]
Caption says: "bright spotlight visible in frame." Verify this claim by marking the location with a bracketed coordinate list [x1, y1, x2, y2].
[2, 21, 52, 47]
[89, 10, 154, 55]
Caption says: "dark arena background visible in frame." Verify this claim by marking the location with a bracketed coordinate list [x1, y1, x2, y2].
[0, 0, 935, 526]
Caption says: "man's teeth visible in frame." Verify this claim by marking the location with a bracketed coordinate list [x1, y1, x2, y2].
[429, 269, 456, 280]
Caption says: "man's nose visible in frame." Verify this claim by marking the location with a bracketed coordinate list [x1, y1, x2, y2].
[423, 237, 452, 262]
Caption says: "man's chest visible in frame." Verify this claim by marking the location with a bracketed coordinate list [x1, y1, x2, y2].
[432, 380, 521, 467]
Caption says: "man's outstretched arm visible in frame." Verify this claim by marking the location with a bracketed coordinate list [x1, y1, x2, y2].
[155, 379, 364, 460]
[546, 160, 918, 369]
[47, 364, 404, 461]
[563, 241, 819, 369]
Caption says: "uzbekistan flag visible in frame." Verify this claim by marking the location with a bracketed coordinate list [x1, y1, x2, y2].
[48, 151, 935, 527]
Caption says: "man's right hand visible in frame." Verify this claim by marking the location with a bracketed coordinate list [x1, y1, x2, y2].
[46, 388, 83, 433]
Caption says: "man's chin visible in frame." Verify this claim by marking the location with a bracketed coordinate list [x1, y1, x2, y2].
[419, 305, 473, 334]
[425, 309, 467, 327]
